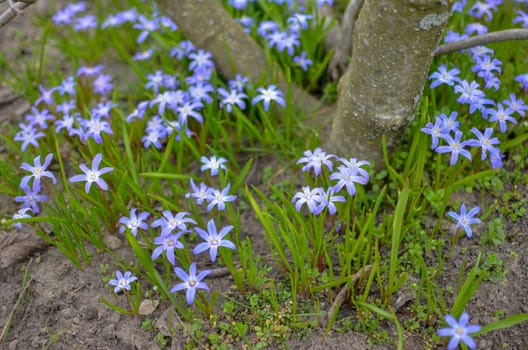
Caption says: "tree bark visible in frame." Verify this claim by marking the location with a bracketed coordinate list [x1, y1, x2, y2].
[329, 0, 449, 168]
[155, 0, 318, 111]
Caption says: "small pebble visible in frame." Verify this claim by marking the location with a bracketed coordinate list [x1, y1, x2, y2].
[103, 235, 122, 250]
[138, 299, 159, 316]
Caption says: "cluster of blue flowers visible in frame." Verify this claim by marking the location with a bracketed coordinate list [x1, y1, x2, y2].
[115, 155, 237, 304]
[292, 148, 369, 216]
[11, 152, 114, 225]
[225, 0, 329, 72]
[423, 1, 528, 171]
[46, 2, 291, 153]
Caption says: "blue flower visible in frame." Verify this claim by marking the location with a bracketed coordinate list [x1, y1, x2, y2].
[465, 127, 499, 161]
[437, 312, 481, 350]
[151, 232, 185, 265]
[421, 118, 448, 150]
[68, 153, 113, 193]
[20, 153, 57, 192]
[447, 204, 481, 238]
[193, 219, 236, 262]
[293, 51, 313, 71]
[185, 179, 211, 205]
[14, 186, 48, 214]
[251, 85, 285, 111]
[206, 184, 237, 211]
[200, 155, 227, 176]
[171, 262, 211, 305]
[151, 211, 196, 235]
[488, 103, 517, 133]
[118, 208, 150, 236]
[108, 270, 138, 294]
[11, 207, 33, 229]
[435, 131, 472, 166]
[218, 87, 247, 113]
[292, 186, 324, 213]
[296, 148, 334, 176]
[428, 64, 460, 89]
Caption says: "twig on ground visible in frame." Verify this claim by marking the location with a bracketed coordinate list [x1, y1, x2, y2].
[207, 267, 231, 278]
[0, 0, 35, 30]
[0, 258, 33, 341]
[323, 264, 372, 327]
[435, 28, 528, 56]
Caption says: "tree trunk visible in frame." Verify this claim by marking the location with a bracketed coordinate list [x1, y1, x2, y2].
[329, 0, 449, 168]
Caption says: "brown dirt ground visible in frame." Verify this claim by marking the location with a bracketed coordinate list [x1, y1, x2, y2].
[1, 3, 528, 350]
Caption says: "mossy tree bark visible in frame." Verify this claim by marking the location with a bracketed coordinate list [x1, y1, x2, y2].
[329, 0, 450, 168]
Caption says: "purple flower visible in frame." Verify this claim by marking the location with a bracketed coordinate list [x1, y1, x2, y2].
[313, 189, 345, 215]
[151, 231, 185, 265]
[193, 219, 236, 262]
[292, 186, 324, 213]
[206, 184, 237, 211]
[118, 208, 150, 236]
[177, 101, 203, 125]
[185, 179, 211, 205]
[472, 55, 502, 75]
[151, 211, 196, 235]
[454, 80, 484, 105]
[142, 128, 165, 149]
[170, 262, 211, 305]
[293, 51, 313, 71]
[68, 153, 113, 193]
[447, 204, 481, 238]
[188, 50, 214, 71]
[421, 118, 448, 150]
[34, 85, 57, 106]
[466, 127, 499, 161]
[296, 148, 334, 176]
[228, 74, 249, 92]
[438, 111, 460, 133]
[11, 207, 33, 229]
[133, 49, 153, 61]
[58, 76, 76, 96]
[14, 127, 45, 152]
[429, 64, 460, 89]
[251, 85, 285, 111]
[503, 93, 528, 117]
[465, 22, 488, 36]
[200, 155, 227, 176]
[468, 1, 497, 21]
[134, 15, 159, 43]
[329, 166, 369, 196]
[93, 74, 113, 95]
[435, 131, 472, 166]
[74, 15, 97, 31]
[77, 64, 105, 77]
[488, 147, 503, 169]
[20, 153, 57, 192]
[488, 103, 517, 133]
[14, 186, 48, 214]
[217, 87, 247, 113]
[81, 116, 113, 144]
[189, 83, 215, 105]
[145, 70, 164, 93]
[108, 270, 138, 294]
[513, 10, 528, 28]
[514, 73, 528, 90]
[437, 312, 481, 350]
